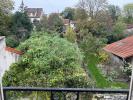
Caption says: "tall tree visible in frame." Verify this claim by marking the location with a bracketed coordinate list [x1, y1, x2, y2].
[10, 11, 33, 41]
[48, 13, 63, 32]
[124, 3, 133, 23]
[61, 7, 75, 20]
[0, 10, 11, 36]
[107, 5, 121, 23]
[77, 0, 108, 19]
[0, 0, 14, 13]
[0, 0, 13, 35]
[74, 8, 88, 20]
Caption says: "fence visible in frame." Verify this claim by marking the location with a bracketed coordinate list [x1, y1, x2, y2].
[2, 87, 129, 100]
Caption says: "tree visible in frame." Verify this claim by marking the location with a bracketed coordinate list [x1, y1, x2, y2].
[0, 0, 13, 36]
[3, 32, 94, 89]
[61, 7, 75, 20]
[124, 3, 133, 23]
[0, 0, 14, 13]
[77, 0, 108, 19]
[48, 13, 63, 32]
[107, 5, 121, 23]
[0, 10, 11, 36]
[107, 18, 126, 43]
[39, 15, 48, 31]
[74, 8, 88, 20]
[80, 32, 105, 55]
[10, 11, 33, 41]
[65, 26, 76, 43]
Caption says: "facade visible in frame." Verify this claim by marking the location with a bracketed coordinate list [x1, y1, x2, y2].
[25, 8, 43, 23]
[19, 0, 43, 23]
[0, 37, 22, 76]
[63, 19, 77, 32]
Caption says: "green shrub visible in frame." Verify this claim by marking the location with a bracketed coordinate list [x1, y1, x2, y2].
[3, 32, 94, 88]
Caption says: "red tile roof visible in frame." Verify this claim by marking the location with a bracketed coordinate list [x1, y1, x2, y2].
[104, 36, 133, 58]
[5, 47, 23, 55]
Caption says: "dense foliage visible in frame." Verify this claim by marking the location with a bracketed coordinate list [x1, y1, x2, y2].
[3, 32, 94, 88]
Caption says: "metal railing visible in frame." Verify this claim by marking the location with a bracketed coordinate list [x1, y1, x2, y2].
[2, 87, 129, 100]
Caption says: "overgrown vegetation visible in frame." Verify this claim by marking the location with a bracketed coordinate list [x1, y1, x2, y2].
[1, 0, 131, 90]
[3, 32, 94, 88]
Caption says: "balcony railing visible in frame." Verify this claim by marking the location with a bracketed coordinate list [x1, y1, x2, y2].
[2, 87, 129, 100]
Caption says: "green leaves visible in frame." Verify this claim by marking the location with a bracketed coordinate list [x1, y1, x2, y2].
[3, 32, 94, 88]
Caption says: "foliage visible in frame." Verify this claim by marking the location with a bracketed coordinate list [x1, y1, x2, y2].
[77, 0, 108, 19]
[0, 0, 14, 13]
[107, 5, 121, 23]
[3, 32, 94, 88]
[65, 26, 76, 43]
[74, 8, 88, 20]
[124, 3, 133, 23]
[10, 11, 33, 36]
[6, 35, 19, 48]
[98, 51, 109, 64]
[122, 63, 132, 76]
[0, 10, 11, 36]
[48, 13, 63, 33]
[80, 33, 105, 55]
[61, 7, 75, 20]
[113, 20, 126, 35]
[37, 15, 49, 31]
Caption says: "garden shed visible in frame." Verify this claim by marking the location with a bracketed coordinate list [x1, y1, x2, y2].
[104, 35, 133, 65]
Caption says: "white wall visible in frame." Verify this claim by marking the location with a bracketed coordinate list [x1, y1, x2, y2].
[0, 37, 20, 77]
[0, 37, 7, 76]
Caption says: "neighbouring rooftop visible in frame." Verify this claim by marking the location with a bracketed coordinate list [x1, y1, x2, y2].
[104, 35, 133, 58]
[5, 47, 23, 55]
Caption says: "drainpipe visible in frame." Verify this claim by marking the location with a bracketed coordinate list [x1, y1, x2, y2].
[0, 73, 4, 100]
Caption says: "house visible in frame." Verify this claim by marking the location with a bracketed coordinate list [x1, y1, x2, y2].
[0, 36, 22, 76]
[63, 19, 77, 32]
[25, 8, 43, 23]
[104, 35, 133, 65]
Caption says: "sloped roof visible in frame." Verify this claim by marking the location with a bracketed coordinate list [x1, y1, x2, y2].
[5, 47, 23, 55]
[104, 36, 133, 58]
[26, 8, 43, 18]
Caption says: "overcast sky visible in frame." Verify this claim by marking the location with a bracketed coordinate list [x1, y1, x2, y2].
[14, 0, 133, 14]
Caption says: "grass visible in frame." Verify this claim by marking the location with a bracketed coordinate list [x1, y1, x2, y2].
[86, 54, 128, 89]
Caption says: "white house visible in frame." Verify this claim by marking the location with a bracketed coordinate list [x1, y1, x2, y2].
[25, 8, 43, 23]
[0, 36, 22, 76]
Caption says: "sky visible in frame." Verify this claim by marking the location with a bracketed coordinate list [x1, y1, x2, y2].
[14, 0, 133, 14]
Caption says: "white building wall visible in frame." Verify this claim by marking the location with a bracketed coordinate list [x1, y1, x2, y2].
[0, 37, 20, 77]
[0, 37, 7, 76]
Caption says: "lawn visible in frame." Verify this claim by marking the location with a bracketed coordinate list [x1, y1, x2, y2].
[86, 54, 128, 89]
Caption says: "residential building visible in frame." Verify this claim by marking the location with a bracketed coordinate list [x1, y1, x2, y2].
[19, 0, 44, 23]
[25, 8, 43, 23]
[0, 36, 22, 76]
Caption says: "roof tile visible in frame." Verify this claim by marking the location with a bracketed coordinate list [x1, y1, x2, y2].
[104, 36, 133, 58]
